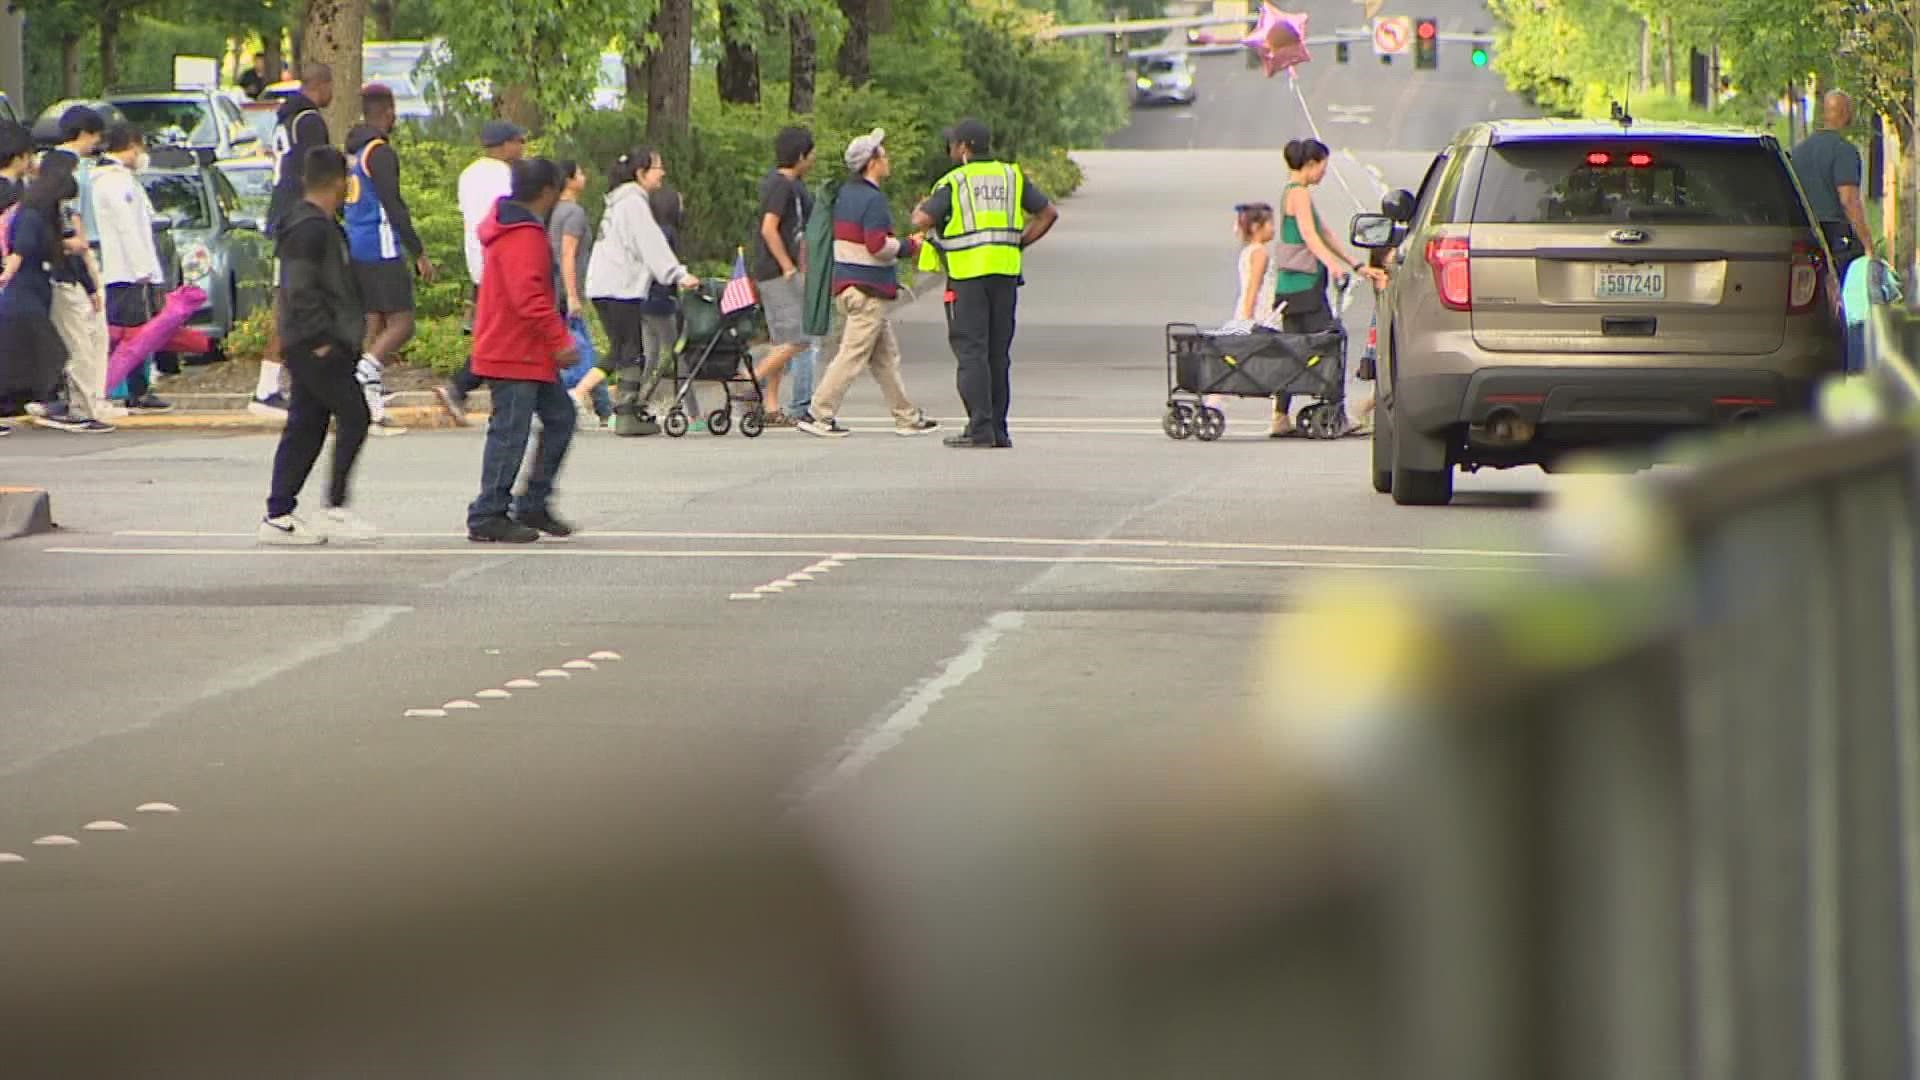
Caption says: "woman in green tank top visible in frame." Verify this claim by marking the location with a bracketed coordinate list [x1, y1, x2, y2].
[1266, 139, 1387, 436]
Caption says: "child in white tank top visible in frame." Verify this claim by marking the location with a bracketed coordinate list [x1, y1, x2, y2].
[1206, 204, 1288, 431]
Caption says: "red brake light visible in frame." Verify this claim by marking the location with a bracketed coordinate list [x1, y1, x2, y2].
[1586, 151, 1611, 167]
[1788, 238, 1825, 314]
[1627, 152, 1653, 167]
[1425, 235, 1471, 311]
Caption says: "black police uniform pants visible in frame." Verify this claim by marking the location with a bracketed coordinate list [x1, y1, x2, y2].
[1820, 221, 1865, 284]
[948, 275, 1019, 446]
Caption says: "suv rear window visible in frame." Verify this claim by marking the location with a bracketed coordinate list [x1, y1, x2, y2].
[1472, 139, 1809, 227]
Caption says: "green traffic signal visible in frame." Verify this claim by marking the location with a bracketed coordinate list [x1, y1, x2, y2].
[1471, 46, 1488, 67]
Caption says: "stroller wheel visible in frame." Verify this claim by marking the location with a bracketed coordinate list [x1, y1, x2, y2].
[1169, 403, 1196, 440]
[708, 409, 733, 436]
[1162, 407, 1189, 440]
[1303, 404, 1342, 440]
[1194, 406, 1226, 442]
[664, 409, 690, 438]
[740, 411, 765, 438]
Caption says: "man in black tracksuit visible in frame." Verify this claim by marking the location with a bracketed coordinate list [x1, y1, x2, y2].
[259, 146, 374, 546]
[255, 63, 336, 418]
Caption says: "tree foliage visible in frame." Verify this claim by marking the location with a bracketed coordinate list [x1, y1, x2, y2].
[1490, 0, 1915, 134]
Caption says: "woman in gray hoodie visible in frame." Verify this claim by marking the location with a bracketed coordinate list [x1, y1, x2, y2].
[576, 145, 698, 421]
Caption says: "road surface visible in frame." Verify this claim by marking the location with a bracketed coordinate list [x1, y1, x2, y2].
[0, 24, 1551, 1074]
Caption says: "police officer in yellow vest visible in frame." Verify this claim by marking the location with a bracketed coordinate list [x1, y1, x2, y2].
[912, 118, 1059, 449]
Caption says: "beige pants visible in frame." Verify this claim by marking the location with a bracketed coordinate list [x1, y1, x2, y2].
[50, 282, 111, 419]
[811, 289, 919, 424]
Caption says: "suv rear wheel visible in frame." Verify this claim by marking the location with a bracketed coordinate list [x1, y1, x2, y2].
[1370, 401, 1395, 494]
[1389, 408, 1454, 506]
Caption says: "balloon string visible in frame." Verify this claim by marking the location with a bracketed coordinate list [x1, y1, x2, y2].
[1288, 69, 1369, 214]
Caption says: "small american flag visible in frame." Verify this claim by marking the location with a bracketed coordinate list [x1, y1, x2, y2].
[718, 249, 757, 316]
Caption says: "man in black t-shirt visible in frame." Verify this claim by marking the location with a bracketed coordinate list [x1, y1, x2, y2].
[255, 62, 336, 418]
[748, 126, 816, 426]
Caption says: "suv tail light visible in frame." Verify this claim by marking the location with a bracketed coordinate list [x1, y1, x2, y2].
[1425, 234, 1471, 311]
[1788, 238, 1824, 314]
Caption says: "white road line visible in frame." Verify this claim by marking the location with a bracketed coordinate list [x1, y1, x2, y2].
[802, 611, 1025, 801]
[46, 546, 1543, 573]
[109, 530, 1561, 560]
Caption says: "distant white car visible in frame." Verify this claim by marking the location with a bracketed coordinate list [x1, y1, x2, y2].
[1131, 53, 1197, 107]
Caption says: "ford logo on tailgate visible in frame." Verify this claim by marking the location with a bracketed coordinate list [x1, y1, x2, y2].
[1609, 229, 1650, 244]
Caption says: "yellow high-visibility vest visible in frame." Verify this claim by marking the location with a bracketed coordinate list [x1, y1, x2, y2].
[917, 161, 1026, 280]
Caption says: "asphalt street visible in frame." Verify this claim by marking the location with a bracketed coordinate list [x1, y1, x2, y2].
[0, 22, 1549, 1074]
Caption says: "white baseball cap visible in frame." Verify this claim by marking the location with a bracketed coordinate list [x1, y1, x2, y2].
[843, 128, 886, 171]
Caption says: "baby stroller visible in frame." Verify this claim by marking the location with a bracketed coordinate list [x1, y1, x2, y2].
[660, 280, 767, 438]
[1163, 319, 1349, 440]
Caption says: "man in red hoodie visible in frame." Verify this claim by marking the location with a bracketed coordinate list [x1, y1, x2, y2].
[466, 159, 580, 544]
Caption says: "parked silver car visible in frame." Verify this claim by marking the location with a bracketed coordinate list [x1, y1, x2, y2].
[141, 147, 271, 350]
[107, 89, 262, 160]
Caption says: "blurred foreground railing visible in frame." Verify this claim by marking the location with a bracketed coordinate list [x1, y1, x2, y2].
[1285, 298, 1920, 1080]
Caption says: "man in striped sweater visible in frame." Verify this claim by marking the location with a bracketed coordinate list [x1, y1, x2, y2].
[798, 129, 940, 439]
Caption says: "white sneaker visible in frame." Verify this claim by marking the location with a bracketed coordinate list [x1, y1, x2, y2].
[319, 506, 380, 542]
[258, 514, 326, 546]
[367, 417, 409, 437]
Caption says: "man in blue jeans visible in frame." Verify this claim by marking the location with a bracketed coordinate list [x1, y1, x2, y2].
[788, 337, 820, 421]
[466, 159, 579, 544]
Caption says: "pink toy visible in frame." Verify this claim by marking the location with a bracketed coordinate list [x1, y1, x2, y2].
[1243, 4, 1311, 78]
[106, 285, 207, 390]
[108, 324, 212, 356]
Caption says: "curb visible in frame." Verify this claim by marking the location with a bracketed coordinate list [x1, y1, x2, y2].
[110, 403, 485, 431]
[0, 486, 55, 540]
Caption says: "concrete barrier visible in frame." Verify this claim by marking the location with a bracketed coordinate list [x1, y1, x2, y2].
[0, 486, 53, 539]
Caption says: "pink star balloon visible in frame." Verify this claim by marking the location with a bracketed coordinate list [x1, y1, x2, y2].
[1241, 3, 1311, 78]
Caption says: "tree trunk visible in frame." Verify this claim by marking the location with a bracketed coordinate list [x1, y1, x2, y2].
[1707, 44, 1720, 112]
[1638, 20, 1651, 94]
[60, 32, 82, 98]
[369, 0, 395, 40]
[301, 0, 366, 143]
[290, 1, 306, 73]
[99, 3, 122, 93]
[1660, 17, 1674, 98]
[497, 84, 541, 130]
[644, 0, 693, 142]
[789, 11, 815, 115]
[263, 31, 285, 83]
[716, 0, 759, 105]
[836, 0, 870, 86]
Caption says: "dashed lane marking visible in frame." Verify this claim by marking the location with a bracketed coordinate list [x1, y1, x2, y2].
[2, 803, 181, 866]
[734, 556, 849, 602]
[410, 651, 626, 719]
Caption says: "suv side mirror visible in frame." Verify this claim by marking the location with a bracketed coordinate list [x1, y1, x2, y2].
[151, 215, 176, 231]
[1351, 213, 1400, 249]
[1381, 188, 1417, 223]
[227, 216, 261, 233]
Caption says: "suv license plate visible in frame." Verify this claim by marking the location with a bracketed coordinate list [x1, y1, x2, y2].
[1595, 264, 1666, 300]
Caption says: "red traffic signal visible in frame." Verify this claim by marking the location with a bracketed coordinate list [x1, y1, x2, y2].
[1417, 20, 1437, 39]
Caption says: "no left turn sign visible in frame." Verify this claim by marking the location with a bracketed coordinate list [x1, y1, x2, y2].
[1373, 16, 1412, 55]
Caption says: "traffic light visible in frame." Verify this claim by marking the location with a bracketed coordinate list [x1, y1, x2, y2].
[1414, 17, 1438, 69]
[1471, 45, 1489, 67]
[1336, 40, 1350, 63]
